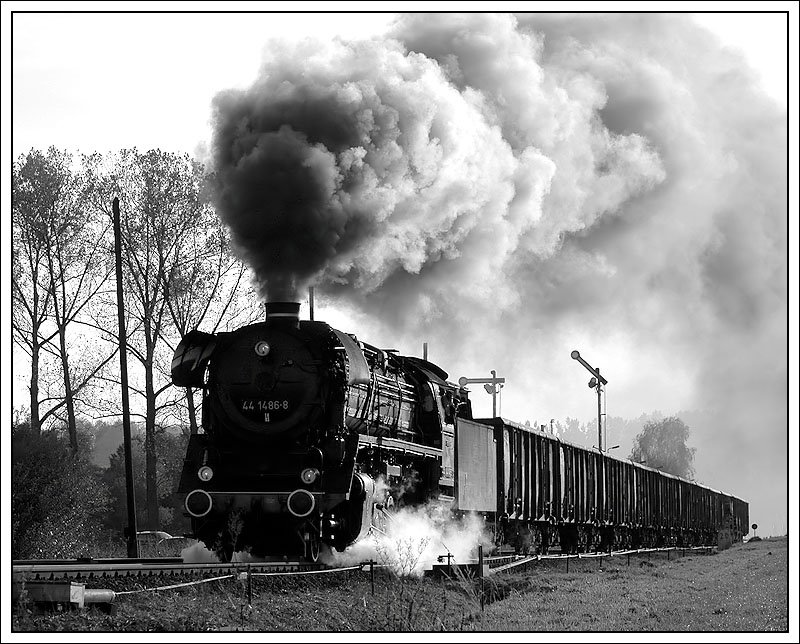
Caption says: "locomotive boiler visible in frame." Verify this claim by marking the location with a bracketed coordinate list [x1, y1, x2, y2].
[172, 301, 749, 562]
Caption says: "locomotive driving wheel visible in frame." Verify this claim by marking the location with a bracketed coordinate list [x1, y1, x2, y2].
[308, 533, 320, 562]
[303, 528, 321, 562]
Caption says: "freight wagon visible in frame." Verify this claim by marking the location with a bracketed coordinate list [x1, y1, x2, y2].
[451, 417, 749, 554]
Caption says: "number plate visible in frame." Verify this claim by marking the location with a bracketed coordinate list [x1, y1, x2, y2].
[238, 399, 292, 423]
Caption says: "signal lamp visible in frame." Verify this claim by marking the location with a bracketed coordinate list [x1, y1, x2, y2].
[300, 468, 320, 484]
[254, 341, 271, 357]
[197, 465, 214, 482]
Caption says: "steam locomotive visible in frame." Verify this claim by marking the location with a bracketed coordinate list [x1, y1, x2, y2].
[171, 302, 748, 562]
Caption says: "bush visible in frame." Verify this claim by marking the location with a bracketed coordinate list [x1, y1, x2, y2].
[12, 423, 114, 558]
[101, 430, 190, 537]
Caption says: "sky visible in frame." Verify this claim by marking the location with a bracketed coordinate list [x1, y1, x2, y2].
[7, 8, 791, 159]
[4, 3, 797, 570]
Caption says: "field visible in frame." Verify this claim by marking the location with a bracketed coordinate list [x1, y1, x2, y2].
[12, 536, 788, 633]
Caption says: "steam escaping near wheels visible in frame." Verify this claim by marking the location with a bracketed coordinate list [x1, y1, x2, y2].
[180, 541, 220, 564]
[180, 541, 268, 564]
[321, 502, 492, 577]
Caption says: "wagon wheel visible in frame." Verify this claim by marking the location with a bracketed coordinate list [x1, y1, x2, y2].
[540, 525, 551, 554]
[532, 526, 543, 554]
[577, 526, 587, 553]
[519, 525, 535, 554]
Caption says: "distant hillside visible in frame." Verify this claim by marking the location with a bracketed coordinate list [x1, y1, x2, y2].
[85, 422, 125, 468]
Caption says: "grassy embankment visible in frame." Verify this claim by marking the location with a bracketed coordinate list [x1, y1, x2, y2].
[13, 536, 788, 632]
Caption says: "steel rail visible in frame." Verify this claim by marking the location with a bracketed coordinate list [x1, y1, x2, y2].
[13, 546, 716, 582]
[12, 557, 183, 566]
[12, 559, 326, 582]
[489, 545, 717, 574]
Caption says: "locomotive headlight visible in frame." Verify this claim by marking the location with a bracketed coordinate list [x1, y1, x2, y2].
[197, 465, 214, 482]
[254, 340, 271, 357]
[300, 468, 320, 485]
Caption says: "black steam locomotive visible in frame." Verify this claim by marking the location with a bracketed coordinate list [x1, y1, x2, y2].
[171, 302, 748, 562]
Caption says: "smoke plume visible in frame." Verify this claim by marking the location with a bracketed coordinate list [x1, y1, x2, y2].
[212, 14, 787, 533]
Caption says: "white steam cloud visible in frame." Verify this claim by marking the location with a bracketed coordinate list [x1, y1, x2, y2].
[322, 504, 492, 577]
[211, 14, 787, 534]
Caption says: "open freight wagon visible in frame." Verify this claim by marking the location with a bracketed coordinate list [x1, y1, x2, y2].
[446, 416, 749, 554]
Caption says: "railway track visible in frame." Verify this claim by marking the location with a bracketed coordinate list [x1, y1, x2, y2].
[12, 557, 331, 582]
[13, 545, 716, 583]
[488, 545, 717, 574]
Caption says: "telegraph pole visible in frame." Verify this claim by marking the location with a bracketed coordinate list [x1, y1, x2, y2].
[113, 197, 139, 558]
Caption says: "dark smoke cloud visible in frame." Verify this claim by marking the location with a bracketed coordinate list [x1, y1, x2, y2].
[211, 14, 787, 533]
[212, 82, 367, 299]
[211, 30, 562, 301]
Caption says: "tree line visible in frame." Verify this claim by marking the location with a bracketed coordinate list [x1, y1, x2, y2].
[538, 413, 696, 480]
[12, 146, 263, 535]
[11, 418, 190, 559]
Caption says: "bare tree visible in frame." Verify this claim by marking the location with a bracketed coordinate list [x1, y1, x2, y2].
[85, 148, 227, 529]
[162, 208, 262, 434]
[12, 148, 117, 450]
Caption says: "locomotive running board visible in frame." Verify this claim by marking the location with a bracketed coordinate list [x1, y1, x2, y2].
[357, 434, 442, 459]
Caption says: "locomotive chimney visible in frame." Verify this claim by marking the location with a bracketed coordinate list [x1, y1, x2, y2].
[265, 301, 301, 329]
